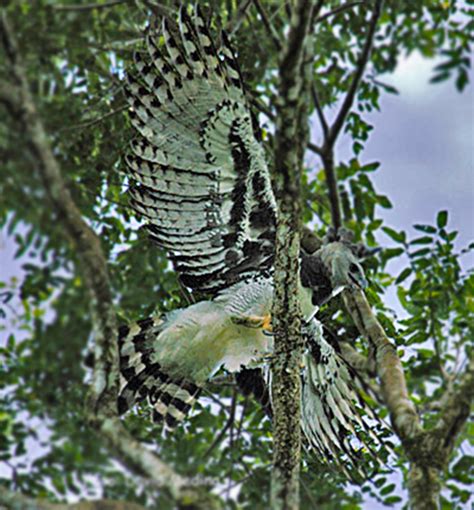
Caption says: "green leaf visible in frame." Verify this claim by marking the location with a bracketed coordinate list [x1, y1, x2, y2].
[410, 236, 433, 245]
[380, 483, 396, 496]
[396, 267, 412, 284]
[377, 195, 392, 209]
[383, 496, 402, 504]
[414, 224, 436, 234]
[411, 248, 431, 258]
[430, 72, 450, 84]
[360, 161, 381, 172]
[383, 247, 404, 260]
[382, 227, 406, 244]
[437, 210, 448, 229]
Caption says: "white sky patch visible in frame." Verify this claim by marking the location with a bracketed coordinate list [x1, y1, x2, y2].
[388, 51, 442, 101]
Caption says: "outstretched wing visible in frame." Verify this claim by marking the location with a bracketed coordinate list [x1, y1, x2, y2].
[301, 320, 391, 479]
[124, 6, 277, 295]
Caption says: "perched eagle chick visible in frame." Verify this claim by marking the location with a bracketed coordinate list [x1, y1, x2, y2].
[118, 5, 388, 476]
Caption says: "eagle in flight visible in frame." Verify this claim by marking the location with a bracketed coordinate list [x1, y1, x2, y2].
[117, 5, 386, 475]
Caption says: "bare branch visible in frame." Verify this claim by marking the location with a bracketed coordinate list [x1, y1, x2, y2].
[271, 0, 316, 508]
[0, 10, 118, 413]
[326, 0, 383, 147]
[60, 104, 127, 131]
[306, 140, 323, 155]
[311, 84, 329, 139]
[52, 0, 128, 11]
[321, 148, 343, 230]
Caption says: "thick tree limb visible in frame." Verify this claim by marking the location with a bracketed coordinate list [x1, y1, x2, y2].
[270, 1, 317, 509]
[342, 289, 421, 439]
[0, 488, 146, 510]
[0, 11, 212, 508]
[404, 355, 473, 510]
[0, 10, 118, 414]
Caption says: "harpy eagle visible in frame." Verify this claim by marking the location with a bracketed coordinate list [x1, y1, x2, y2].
[117, 5, 386, 474]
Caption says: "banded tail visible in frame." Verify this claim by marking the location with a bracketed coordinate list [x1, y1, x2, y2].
[117, 316, 202, 428]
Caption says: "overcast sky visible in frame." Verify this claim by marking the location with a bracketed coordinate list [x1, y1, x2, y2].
[340, 51, 473, 264]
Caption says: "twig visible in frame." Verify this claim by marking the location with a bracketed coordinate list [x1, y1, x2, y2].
[60, 104, 127, 131]
[315, 1, 366, 24]
[202, 393, 236, 459]
[52, 0, 128, 11]
[235, 395, 248, 443]
[252, 0, 282, 51]
[228, 0, 254, 36]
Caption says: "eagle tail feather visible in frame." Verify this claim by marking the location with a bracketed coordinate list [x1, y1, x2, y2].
[117, 315, 202, 427]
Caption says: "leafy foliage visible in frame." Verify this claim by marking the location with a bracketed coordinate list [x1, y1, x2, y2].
[0, 0, 472, 508]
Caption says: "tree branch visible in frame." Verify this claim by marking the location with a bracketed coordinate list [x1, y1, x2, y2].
[326, 0, 383, 147]
[0, 11, 211, 507]
[51, 0, 128, 11]
[271, 1, 315, 508]
[227, 0, 254, 36]
[434, 353, 474, 450]
[312, 0, 383, 232]
[311, 83, 329, 140]
[252, 0, 282, 51]
[0, 10, 118, 414]
[405, 355, 473, 510]
[321, 148, 343, 231]
[0, 488, 146, 510]
[342, 289, 421, 440]
[315, 1, 366, 24]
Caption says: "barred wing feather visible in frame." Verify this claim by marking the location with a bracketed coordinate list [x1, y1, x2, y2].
[125, 6, 277, 295]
